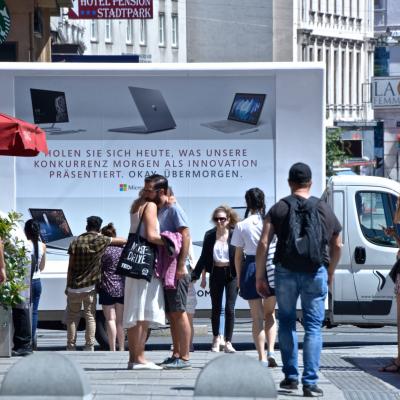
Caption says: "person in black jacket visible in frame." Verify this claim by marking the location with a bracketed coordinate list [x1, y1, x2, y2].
[192, 205, 239, 353]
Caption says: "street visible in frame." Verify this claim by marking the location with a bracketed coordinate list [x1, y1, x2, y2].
[0, 319, 396, 399]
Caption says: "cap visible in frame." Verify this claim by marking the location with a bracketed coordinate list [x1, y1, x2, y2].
[288, 162, 312, 184]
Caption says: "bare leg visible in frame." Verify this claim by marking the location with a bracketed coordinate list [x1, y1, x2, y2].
[263, 296, 277, 354]
[167, 312, 180, 358]
[169, 311, 191, 360]
[248, 298, 266, 361]
[115, 303, 125, 351]
[127, 321, 150, 364]
[188, 312, 194, 349]
[102, 305, 117, 351]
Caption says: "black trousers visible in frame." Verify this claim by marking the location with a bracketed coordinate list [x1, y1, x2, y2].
[12, 307, 32, 351]
[209, 266, 238, 342]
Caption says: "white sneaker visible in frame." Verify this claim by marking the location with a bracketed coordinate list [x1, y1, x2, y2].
[224, 341, 236, 353]
[219, 335, 225, 351]
[211, 336, 220, 352]
[128, 362, 163, 370]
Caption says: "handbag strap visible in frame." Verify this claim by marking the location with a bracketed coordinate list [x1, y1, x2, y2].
[135, 203, 150, 237]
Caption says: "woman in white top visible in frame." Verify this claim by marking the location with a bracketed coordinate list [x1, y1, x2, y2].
[231, 188, 277, 367]
[24, 219, 46, 350]
[123, 195, 165, 370]
[192, 205, 240, 353]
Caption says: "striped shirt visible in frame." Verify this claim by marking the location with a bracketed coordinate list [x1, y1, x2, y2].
[266, 238, 276, 289]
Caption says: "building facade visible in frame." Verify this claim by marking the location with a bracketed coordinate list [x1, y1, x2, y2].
[187, 0, 376, 171]
[0, 0, 71, 62]
[52, 1, 186, 63]
[374, 0, 400, 179]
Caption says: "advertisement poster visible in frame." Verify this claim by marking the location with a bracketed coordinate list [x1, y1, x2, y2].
[15, 73, 276, 309]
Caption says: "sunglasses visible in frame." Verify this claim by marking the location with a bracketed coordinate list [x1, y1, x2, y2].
[214, 217, 227, 222]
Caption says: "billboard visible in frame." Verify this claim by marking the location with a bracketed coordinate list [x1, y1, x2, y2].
[372, 77, 400, 108]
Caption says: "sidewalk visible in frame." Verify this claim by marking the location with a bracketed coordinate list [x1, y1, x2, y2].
[0, 340, 399, 398]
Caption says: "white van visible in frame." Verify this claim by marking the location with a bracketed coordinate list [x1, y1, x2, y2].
[325, 175, 400, 326]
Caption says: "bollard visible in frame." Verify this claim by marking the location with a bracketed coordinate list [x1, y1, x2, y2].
[0, 352, 92, 399]
[194, 354, 277, 399]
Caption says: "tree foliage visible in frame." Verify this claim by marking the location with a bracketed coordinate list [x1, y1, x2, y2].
[0, 212, 29, 309]
[326, 128, 346, 177]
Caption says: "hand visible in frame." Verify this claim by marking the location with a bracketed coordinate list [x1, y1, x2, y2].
[200, 277, 207, 289]
[383, 226, 396, 237]
[175, 266, 187, 280]
[0, 267, 6, 285]
[256, 278, 270, 298]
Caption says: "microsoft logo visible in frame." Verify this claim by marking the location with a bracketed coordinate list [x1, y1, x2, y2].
[119, 184, 128, 192]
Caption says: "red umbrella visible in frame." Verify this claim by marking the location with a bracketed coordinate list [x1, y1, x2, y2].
[0, 113, 48, 157]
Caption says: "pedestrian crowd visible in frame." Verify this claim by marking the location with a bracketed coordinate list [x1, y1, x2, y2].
[0, 163, 348, 397]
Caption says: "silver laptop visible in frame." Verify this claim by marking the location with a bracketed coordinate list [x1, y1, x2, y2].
[202, 93, 266, 133]
[109, 86, 176, 133]
[29, 208, 76, 250]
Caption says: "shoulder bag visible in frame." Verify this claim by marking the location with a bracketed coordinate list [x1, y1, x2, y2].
[116, 204, 156, 282]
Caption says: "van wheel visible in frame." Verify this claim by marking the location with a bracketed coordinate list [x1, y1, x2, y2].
[95, 311, 109, 350]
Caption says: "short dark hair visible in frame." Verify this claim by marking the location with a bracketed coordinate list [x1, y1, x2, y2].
[145, 174, 168, 193]
[86, 216, 103, 232]
[24, 219, 40, 241]
[101, 222, 117, 238]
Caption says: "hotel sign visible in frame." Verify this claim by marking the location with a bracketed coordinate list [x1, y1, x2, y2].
[372, 77, 400, 108]
[0, 0, 11, 44]
[68, 0, 153, 19]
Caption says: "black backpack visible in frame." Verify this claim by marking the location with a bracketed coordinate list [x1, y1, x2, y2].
[280, 195, 326, 271]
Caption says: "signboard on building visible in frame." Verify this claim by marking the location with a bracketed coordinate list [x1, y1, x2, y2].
[68, 0, 153, 19]
[372, 77, 400, 108]
[0, 0, 11, 44]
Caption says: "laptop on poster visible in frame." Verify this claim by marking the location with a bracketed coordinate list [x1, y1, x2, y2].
[108, 86, 176, 133]
[29, 208, 76, 250]
[202, 93, 266, 133]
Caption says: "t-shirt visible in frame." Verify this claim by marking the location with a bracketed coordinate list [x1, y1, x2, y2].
[231, 214, 263, 255]
[266, 195, 342, 268]
[158, 202, 189, 233]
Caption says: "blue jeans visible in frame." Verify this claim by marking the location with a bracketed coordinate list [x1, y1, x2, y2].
[275, 264, 327, 386]
[31, 278, 42, 341]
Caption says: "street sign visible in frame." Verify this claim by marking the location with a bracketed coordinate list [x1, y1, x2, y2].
[0, 0, 11, 44]
[68, 0, 153, 19]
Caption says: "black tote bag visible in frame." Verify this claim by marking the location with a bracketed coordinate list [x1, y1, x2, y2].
[116, 205, 156, 282]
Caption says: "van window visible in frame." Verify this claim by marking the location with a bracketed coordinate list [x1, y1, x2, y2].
[355, 191, 398, 247]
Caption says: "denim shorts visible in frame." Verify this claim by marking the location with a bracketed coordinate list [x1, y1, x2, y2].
[164, 273, 190, 313]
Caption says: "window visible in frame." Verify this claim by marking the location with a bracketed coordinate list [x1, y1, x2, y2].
[309, 47, 314, 61]
[334, 50, 338, 104]
[105, 20, 112, 43]
[349, 0, 352, 17]
[326, 49, 330, 104]
[349, 52, 353, 104]
[309, 0, 313, 11]
[172, 14, 178, 47]
[317, 48, 322, 61]
[355, 192, 398, 247]
[334, 0, 337, 13]
[159, 13, 165, 46]
[326, 0, 329, 13]
[356, 52, 360, 104]
[126, 20, 133, 44]
[341, 50, 345, 104]
[90, 20, 98, 42]
[140, 20, 146, 45]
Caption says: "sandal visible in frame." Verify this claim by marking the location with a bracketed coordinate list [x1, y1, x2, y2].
[379, 359, 400, 373]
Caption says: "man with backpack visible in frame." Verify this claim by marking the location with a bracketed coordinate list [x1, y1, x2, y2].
[255, 162, 342, 397]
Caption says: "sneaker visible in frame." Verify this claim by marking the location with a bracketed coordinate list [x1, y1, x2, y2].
[158, 356, 177, 366]
[12, 348, 32, 357]
[224, 341, 236, 353]
[163, 358, 192, 370]
[267, 355, 278, 368]
[279, 378, 299, 390]
[260, 360, 269, 368]
[83, 345, 94, 352]
[219, 335, 225, 350]
[303, 384, 323, 397]
[128, 362, 163, 370]
[211, 336, 220, 352]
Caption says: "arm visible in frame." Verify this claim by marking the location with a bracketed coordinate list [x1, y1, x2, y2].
[143, 202, 164, 246]
[328, 233, 342, 287]
[110, 237, 127, 246]
[176, 226, 190, 279]
[39, 243, 46, 272]
[255, 218, 275, 298]
[65, 256, 73, 294]
[0, 240, 6, 284]
[200, 269, 207, 289]
[234, 247, 244, 289]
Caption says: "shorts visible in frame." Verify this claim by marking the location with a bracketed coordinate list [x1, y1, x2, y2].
[240, 256, 275, 300]
[164, 273, 190, 313]
[98, 288, 124, 306]
[186, 282, 197, 315]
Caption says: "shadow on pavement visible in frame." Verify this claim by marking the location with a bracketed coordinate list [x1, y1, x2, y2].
[345, 357, 400, 390]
